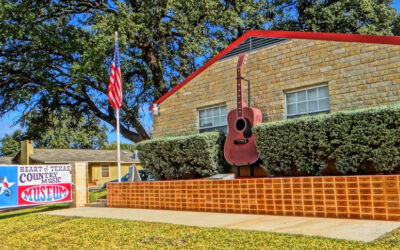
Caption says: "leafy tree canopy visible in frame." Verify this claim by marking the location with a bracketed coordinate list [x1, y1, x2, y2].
[393, 12, 400, 35]
[0, 0, 398, 143]
[0, 129, 23, 156]
[277, 0, 397, 35]
[102, 142, 135, 151]
[0, 109, 109, 156]
[23, 108, 109, 149]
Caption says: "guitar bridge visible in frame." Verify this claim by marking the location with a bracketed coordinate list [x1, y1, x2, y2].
[233, 139, 249, 144]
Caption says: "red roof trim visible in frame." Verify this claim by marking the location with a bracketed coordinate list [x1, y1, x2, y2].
[150, 30, 400, 110]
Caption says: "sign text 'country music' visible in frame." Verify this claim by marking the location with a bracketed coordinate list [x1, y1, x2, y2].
[19, 165, 71, 184]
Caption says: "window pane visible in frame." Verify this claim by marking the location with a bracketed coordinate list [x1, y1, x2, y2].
[297, 91, 307, 102]
[213, 107, 220, 116]
[199, 110, 205, 120]
[287, 104, 296, 115]
[198, 105, 227, 133]
[319, 98, 330, 110]
[308, 100, 318, 112]
[214, 116, 220, 126]
[308, 88, 317, 100]
[199, 118, 206, 128]
[318, 86, 329, 98]
[221, 115, 227, 125]
[205, 117, 213, 127]
[286, 85, 329, 118]
[221, 106, 226, 114]
[297, 102, 307, 113]
[101, 166, 109, 178]
[214, 107, 220, 117]
[286, 93, 296, 104]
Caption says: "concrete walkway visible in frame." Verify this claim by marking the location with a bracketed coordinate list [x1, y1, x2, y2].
[44, 207, 400, 242]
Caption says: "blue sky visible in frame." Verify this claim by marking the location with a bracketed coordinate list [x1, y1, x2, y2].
[1, 1, 400, 145]
[394, 0, 400, 11]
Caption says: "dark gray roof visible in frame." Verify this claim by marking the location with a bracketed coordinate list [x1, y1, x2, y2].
[219, 36, 288, 61]
[29, 149, 139, 164]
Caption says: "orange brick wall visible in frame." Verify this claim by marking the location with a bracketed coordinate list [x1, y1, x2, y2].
[108, 175, 400, 221]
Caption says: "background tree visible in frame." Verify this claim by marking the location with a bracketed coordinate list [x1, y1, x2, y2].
[393, 13, 400, 35]
[102, 142, 136, 151]
[0, 129, 23, 156]
[23, 108, 108, 149]
[0, 108, 109, 155]
[275, 0, 397, 35]
[1, 0, 398, 144]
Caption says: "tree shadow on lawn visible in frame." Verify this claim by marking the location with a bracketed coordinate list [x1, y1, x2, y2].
[0, 203, 70, 220]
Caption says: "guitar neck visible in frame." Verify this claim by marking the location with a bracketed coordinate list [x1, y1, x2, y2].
[236, 53, 247, 117]
[237, 68, 243, 117]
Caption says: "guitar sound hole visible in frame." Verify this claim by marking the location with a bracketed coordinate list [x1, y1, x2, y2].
[235, 119, 246, 131]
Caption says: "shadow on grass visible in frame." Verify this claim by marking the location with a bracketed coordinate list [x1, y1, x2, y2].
[0, 203, 70, 220]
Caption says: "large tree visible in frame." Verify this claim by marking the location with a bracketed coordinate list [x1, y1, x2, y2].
[0, 0, 283, 143]
[1, 1, 398, 143]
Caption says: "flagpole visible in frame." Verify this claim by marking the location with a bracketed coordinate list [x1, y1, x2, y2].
[115, 31, 121, 183]
[117, 108, 121, 183]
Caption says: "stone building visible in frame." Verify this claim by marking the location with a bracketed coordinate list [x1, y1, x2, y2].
[150, 30, 400, 175]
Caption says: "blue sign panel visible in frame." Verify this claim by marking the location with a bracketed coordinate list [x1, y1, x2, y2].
[0, 166, 18, 208]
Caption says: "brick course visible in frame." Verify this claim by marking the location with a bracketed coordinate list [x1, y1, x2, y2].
[108, 175, 400, 221]
[153, 39, 400, 137]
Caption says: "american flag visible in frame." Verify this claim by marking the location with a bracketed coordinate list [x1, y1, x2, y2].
[108, 37, 122, 110]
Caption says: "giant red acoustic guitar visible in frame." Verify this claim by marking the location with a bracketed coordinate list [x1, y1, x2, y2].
[224, 53, 262, 166]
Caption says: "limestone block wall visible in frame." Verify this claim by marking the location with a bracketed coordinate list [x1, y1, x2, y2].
[108, 175, 400, 221]
[153, 39, 400, 137]
[71, 162, 88, 208]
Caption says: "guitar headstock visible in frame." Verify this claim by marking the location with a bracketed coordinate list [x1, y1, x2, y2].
[237, 53, 248, 71]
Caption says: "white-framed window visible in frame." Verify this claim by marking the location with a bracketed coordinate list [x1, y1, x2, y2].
[101, 165, 110, 178]
[198, 105, 227, 133]
[286, 85, 330, 118]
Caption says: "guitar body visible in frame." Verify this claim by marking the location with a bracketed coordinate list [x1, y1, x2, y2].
[223, 52, 263, 166]
[224, 106, 262, 166]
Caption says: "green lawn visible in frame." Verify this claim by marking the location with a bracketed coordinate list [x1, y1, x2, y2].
[0, 204, 399, 249]
[89, 189, 107, 202]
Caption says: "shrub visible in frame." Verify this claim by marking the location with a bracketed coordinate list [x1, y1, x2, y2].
[136, 132, 228, 180]
[253, 105, 400, 176]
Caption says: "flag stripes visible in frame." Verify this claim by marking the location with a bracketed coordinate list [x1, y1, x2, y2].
[108, 38, 122, 110]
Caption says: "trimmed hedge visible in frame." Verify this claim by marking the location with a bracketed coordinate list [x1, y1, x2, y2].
[136, 132, 228, 180]
[253, 105, 400, 176]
